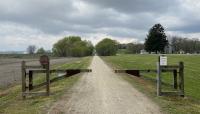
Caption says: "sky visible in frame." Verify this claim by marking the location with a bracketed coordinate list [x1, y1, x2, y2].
[0, 0, 200, 51]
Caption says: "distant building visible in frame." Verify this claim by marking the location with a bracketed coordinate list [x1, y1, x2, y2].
[179, 50, 185, 54]
[164, 45, 173, 54]
[140, 49, 148, 54]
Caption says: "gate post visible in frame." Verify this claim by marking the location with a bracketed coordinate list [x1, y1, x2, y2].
[173, 70, 178, 89]
[46, 61, 50, 96]
[179, 62, 184, 97]
[21, 61, 26, 99]
[29, 71, 33, 90]
[157, 62, 161, 96]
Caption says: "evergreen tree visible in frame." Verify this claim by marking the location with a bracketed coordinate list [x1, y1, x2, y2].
[145, 24, 168, 53]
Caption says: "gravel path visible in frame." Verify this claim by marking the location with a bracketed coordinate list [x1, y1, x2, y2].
[48, 56, 162, 114]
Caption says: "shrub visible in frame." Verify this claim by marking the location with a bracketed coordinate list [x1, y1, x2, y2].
[95, 38, 118, 56]
[52, 36, 94, 57]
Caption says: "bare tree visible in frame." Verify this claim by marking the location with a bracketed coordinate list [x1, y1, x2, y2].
[27, 45, 36, 54]
[171, 36, 200, 54]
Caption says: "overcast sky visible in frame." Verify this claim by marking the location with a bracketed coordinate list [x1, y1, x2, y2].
[0, 0, 200, 51]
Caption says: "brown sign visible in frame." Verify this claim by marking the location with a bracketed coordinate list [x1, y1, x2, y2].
[40, 55, 49, 66]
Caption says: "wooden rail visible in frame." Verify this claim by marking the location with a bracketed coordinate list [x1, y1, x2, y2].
[115, 69, 176, 77]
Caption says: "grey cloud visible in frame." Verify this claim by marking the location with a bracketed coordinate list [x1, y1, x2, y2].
[0, 0, 200, 51]
[84, 0, 180, 14]
[0, 0, 75, 33]
[0, 0, 168, 35]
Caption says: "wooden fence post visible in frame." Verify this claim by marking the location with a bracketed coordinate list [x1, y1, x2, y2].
[179, 62, 184, 97]
[21, 61, 26, 99]
[46, 63, 50, 96]
[173, 70, 178, 89]
[29, 71, 33, 90]
[157, 62, 161, 96]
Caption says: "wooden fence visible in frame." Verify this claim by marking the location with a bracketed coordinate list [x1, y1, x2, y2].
[21, 55, 91, 99]
[115, 61, 184, 97]
[157, 62, 184, 97]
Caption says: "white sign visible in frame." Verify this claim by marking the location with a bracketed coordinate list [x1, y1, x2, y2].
[160, 56, 167, 66]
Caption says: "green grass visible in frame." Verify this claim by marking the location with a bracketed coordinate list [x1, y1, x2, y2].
[102, 54, 200, 114]
[0, 56, 92, 114]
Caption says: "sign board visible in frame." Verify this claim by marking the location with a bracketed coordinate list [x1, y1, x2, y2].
[40, 55, 49, 66]
[160, 56, 167, 66]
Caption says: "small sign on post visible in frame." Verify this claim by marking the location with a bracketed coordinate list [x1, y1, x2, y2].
[159, 55, 167, 66]
[40, 55, 49, 68]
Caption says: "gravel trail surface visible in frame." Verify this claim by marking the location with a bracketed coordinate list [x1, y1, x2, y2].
[48, 56, 162, 114]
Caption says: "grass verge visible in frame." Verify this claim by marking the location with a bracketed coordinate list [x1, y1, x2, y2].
[102, 54, 200, 114]
[0, 56, 92, 114]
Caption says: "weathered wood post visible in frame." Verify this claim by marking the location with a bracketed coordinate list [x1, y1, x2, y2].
[29, 71, 33, 90]
[157, 55, 161, 96]
[173, 70, 178, 89]
[40, 55, 50, 96]
[46, 62, 50, 96]
[21, 61, 26, 99]
[157, 61, 161, 96]
[179, 62, 184, 97]
[157, 55, 167, 96]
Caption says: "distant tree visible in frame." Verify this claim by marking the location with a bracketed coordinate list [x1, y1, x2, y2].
[145, 24, 168, 53]
[118, 43, 127, 49]
[36, 47, 46, 54]
[171, 36, 200, 53]
[126, 43, 144, 54]
[70, 40, 94, 57]
[52, 36, 81, 57]
[52, 36, 94, 57]
[95, 38, 118, 56]
[27, 45, 36, 54]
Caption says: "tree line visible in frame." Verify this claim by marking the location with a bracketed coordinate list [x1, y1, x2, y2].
[26, 23, 200, 56]
[170, 36, 200, 54]
[27, 36, 94, 57]
[27, 37, 120, 56]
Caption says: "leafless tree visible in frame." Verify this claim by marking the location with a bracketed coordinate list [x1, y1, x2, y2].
[27, 45, 36, 54]
[171, 36, 200, 53]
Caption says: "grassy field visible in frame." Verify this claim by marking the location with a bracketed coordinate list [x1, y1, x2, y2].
[0, 56, 92, 114]
[102, 54, 200, 114]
